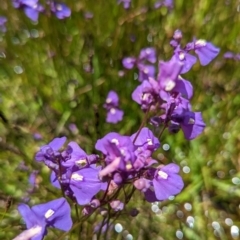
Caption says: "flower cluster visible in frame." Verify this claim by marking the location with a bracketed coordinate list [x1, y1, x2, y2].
[104, 90, 124, 124]
[15, 31, 220, 239]
[12, 0, 71, 21]
[128, 30, 220, 140]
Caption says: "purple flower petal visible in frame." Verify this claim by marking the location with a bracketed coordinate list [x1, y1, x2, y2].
[194, 40, 220, 66]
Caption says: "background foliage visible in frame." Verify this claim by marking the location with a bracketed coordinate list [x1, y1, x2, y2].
[0, 0, 240, 239]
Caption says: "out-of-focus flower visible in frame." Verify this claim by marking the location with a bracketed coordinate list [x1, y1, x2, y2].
[104, 91, 124, 124]
[50, 2, 71, 19]
[0, 16, 7, 32]
[118, 0, 131, 9]
[154, 0, 174, 10]
[12, 0, 44, 21]
[122, 47, 157, 82]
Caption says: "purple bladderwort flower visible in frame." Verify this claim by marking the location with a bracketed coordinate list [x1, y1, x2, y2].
[0, 16, 7, 33]
[143, 163, 184, 202]
[157, 58, 184, 92]
[122, 47, 157, 82]
[117, 0, 131, 9]
[191, 39, 220, 66]
[223, 51, 234, 59]
[35, 136, 66, 170]
[139, 47, 157, 64]
[154, 0, 174, 9]
[68, 123, 79, 135]
[61, 141, 98, 169]
[131, 127, 160, 170]
[171, 47, 197, 74]
[223, 51, 240, 61]
[138, 64, 156, 82]
[69, 165, 107, 205]
[122, 57, 136, 69]
[171, 108, 206, 140]
[104, 91, 124, 124]
[132, 80, 159, 111]
[16, 197, 72, 240]
[95, 132, 137, 177]
[50, 2, 71, 19]
[12, 0, 44, 21]
[28, 170, 39, 191]
[131, 127, 160, 153]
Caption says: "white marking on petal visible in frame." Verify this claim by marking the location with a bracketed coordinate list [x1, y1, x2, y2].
[143, 68, 149, 74]
[110, 108, 116, 114]
[71, 173, 84, 181]
[179, 52, 185, 60]
[165, 79, 176, 91]
[111, 138, 119, 145]
[158, 170, 168, 179]
[195, 39, 207, 47]
[106, 98, 112, 103]
[142, 93, 150, 101]
[147, 138, 153, 145]
[146, 48, 151, 54]
[188, 118, 195, 124]
[56, 4, 63, 11]
[44, 209, 55, 219]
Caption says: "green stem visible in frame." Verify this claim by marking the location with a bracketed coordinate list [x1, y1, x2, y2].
[132, 106, 151, 144]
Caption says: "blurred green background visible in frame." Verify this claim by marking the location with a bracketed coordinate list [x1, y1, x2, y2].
[0, 0, 240, 239]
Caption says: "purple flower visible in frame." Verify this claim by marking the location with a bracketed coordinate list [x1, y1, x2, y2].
[139, 48, 157, 64]
[138, 64, 156, 82]
[171, 109, 206, 140]
[0, 16, 7, 33]
[157, 58, 183, 92]
[104, 91, 124, 124]
[122, 48, 157, 82]
[17, 197, 72, 240]
[95, 132, 136, 175]
[144, 163, 184, 201]
[12, 0, 44, 21]
[194, 39, 220, 66]
[132, 80, 158, 111]
[154, 0, 174, 9]
[131, 127, 160, 152]
[50, 2, 71, 19]
[29, 170, 39, 189]
[122, 57, 136, 69]
[172, 48, 197, 74]
[35, 136, 66, 163]
[61, 141, 98, 169]
[118, 0, 131, 9]
[223, 51, 234, 59]
[23, 4, 44, 21]
[70, 166, 107, 205]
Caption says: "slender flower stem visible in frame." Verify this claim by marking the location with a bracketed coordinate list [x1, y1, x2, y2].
[132, 105, 151, 144]
[157, 124, 167, 139]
